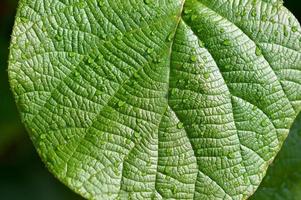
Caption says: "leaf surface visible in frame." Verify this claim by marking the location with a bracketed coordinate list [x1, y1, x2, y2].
[251, 111, 301, 200]
[8, 0, 301, 199]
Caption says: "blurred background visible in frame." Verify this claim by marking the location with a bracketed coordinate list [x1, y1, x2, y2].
[0, 1, 300, 200]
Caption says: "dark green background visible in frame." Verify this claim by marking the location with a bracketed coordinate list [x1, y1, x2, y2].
[0, 1, 300, 199]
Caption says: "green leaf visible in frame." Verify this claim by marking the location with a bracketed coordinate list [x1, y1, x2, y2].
[251, 111, 301, 200]
[8, 0, 301, 199]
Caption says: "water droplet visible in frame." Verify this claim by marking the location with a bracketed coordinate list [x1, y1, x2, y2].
[190, 55, 197, 62]
[261, 15, 267, 22]
[42, 26, 47, 32]
[97, 1, 104, 7]
[123, 138, 130, 145]
[235, 11, 240, 17]
[141, 171, 147, 176]
[118, 101, 125, 107]
[203, 72, 210, 79]
[170, 88, 177, 96]
[57, 145, 65, 151]
[167, 32, 174, 42]
[261, 119, 269, 127]
[177, 79, 186, 87]
[255, 47, 262, 56]
[99, 140, 105, 145]
[74, 72, 80, 77]
[96, 54, 103, 61]
[283, 26, 289, 37]
[222, 39, 232, 46]
[228, 152, 236, 159]
[271, 86, 277, 92]
[78, 1, 86, 8]
[172, 186, 177, 194]
[241, 9, 247, 17]
[243, 175, 249, 184]
[114, 161, 120, 168]
[190, 15, 197, 21]
[144, 0, 152, 5]
[39, 141, 45, 148]
[40, 134, 46, 140]
[109, 134, 114, 141]
[198, 40, 205, 47]
[251, 9, 257, 17]
[136, 118, 143, 124]
[100, 34, 107, 40]
[183, 99, 189, 104]
[233, 166, 240, 173]
[220, 28, 225, 33]
[224, 65, 231, 70]
[116, 34, 123, 40]
[177, 122, 184, 129]
[152, 55, 162, 64]
[133, 72, 139, 79]
[184, 9, 192, 15]
[66, 134, 73, 140]
[87, 57, 93, 64]
[147, 48, 154, 54]
[69, 52, 76, 57]
[292, 26, 298, 32]
[164, 167, 172, 174]
[21, 53, 27, 59]
[55, 33, 63, 41]
[288, 17, 293, 25]
[191, 123, 198, 129]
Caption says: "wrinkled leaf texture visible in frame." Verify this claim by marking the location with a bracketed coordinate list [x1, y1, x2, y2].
[252, 112, 301, 199]
[8, 0, 301, 199]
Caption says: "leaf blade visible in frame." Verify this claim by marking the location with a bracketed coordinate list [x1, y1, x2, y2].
[8, 0, 301, 199]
